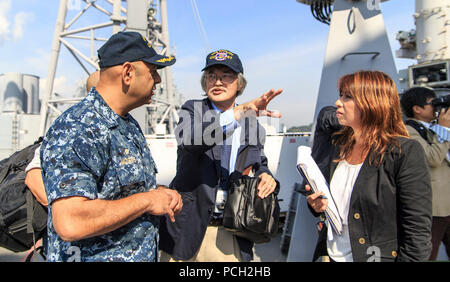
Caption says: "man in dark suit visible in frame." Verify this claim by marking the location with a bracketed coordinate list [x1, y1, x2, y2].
[159, 49, 282, 261]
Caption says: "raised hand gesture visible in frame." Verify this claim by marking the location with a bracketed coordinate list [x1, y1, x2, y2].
[233, 89, 283, 120]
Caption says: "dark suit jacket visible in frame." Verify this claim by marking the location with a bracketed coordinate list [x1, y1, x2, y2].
[310, 106, 341, 180]
[300, 106, 341, 197]
[159, 98, 273, 261]
[312, 137, 433, 262]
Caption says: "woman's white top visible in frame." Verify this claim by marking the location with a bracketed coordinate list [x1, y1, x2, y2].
[327, 159, 363, 262]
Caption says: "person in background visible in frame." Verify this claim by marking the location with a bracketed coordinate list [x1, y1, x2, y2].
[309, 105, 342, 183]
[85, 70, 100, 93]
[298, 105, 341, 262]
[306, 70, 432, 262]
[400, 87, 450, 260]
[40, 32, 182, 262]
[22, 71, 100, 260]
[24, 145, 47, 207]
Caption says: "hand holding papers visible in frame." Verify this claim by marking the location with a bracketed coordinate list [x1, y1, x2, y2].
[296, 146, 343, 235]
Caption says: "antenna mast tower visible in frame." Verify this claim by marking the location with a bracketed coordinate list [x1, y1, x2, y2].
[39, 0, 180, 136]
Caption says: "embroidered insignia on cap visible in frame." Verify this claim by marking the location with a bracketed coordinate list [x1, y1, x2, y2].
[215, 51, 228, 61]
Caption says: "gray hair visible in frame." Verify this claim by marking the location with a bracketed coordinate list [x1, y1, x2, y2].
[200, 72, 247, 97]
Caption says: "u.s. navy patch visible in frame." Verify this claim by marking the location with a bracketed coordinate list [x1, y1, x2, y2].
[215, 51, 228, 61]
[209, 50, 234, 61]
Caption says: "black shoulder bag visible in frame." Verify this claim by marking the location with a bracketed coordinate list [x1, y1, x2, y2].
[222, 146, 280, 244]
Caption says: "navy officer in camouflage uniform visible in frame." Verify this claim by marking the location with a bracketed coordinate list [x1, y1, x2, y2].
[40, 31, 182, 262]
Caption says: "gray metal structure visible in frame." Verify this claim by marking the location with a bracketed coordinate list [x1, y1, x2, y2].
[0, 73, 40, 115]
[305, 0, 399, 124]
[397, 0, 450, 92]
[0, 73, 41, 159]
[289, 0, 400, 262]
[38, 0, 180, 137]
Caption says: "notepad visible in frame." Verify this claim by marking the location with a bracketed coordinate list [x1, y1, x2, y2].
[296, 146, 343, 235]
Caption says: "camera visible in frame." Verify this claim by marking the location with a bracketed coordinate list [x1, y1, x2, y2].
[431, 94, 450, 109]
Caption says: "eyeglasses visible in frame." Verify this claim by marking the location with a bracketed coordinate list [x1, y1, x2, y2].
[205, 73, 237, 84]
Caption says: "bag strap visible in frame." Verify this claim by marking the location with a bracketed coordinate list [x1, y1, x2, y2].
[26, 189, 35, 234]
[235, 146, 253, 176]
[405, 119, 432, 145]
[242, 165, 252, 176]
[26, 189, 38, 258]
[23, 245, 45, 262]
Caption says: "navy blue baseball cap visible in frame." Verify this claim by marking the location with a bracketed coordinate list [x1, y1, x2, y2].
[98, 31, 176, 69]
[201, 49, 243, 74]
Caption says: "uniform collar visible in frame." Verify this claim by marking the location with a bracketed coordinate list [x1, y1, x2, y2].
[85, 87, 124, 129]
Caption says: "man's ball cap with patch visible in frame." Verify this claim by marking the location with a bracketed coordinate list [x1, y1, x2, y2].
[202, 49, 243, 74]
[98, 31, 176, 69]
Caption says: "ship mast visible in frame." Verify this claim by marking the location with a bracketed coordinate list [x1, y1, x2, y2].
[296, 0, 398, 123]
[39, 0, 180, 136]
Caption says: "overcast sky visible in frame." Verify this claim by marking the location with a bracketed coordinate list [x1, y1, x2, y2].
[0, 0, 416, 127]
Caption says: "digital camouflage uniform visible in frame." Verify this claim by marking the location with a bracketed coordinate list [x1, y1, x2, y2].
[40, 87, 159, 262]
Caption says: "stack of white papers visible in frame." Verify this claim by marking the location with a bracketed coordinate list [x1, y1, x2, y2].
[296, 146, 343, 235]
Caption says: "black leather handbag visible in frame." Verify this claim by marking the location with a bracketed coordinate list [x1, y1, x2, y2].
[222, 147, 280, 244]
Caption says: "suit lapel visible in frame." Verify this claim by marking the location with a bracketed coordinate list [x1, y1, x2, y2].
[203, 98, 222, 179]
[350, 147, 383, 219]
[348, 158, 377, 206]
